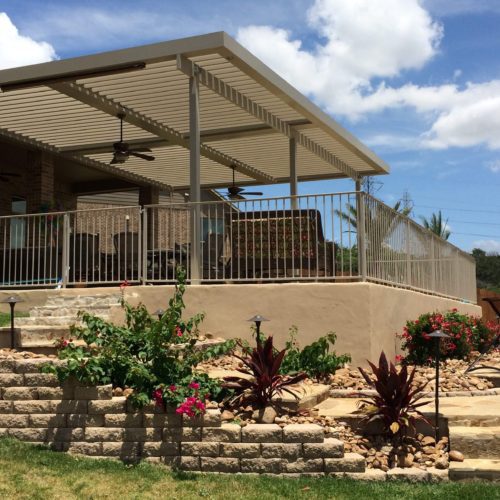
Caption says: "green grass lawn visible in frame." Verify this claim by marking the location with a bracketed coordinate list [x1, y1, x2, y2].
[0, 311, 29, 327]
[0, 439, 498, 500]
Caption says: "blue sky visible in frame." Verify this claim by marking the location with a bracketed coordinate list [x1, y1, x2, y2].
[0, 0, 499, 253]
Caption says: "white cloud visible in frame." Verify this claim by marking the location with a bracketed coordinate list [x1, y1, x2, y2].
[472, 239, 500, 254]
[238, 0, 442, 120]
[0, 13, 56, 69]
[236, 0, 500, 150]
[487, 160, 500, 173]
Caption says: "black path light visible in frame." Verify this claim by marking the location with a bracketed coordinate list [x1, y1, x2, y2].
[154, 308, 165, 321]
[428, 329, 450, 442]
[1, 295, 23, 349]
[247, 314, 269, 342]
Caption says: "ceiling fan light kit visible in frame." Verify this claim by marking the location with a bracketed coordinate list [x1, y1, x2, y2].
[110, 113, 155, 164]
[226, 165, 263, 200]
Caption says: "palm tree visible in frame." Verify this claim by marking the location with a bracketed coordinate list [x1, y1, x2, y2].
[419, 211, 450, 240]
[335, 200, 411, 230]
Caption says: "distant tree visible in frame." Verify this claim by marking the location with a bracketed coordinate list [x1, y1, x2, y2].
[418, 211, 450, 240]
[472, 248, 500, 292]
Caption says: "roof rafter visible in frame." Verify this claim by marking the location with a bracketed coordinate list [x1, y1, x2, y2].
[176, 54, 361, 182]
[0, 127, 170, 190]
[49, 81, 276, 184]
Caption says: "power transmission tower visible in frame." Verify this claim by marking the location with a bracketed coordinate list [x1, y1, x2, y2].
[362, 176, 383, 195]
[401, 189, 414, 215]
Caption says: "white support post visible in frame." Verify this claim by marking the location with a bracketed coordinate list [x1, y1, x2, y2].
[289, 138, 298, 210]
[356, 179, 367, 281]
[61, 213, 70, 288]
[189, 70, 201, 284]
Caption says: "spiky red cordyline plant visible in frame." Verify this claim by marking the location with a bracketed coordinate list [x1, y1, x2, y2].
[358, 351, 430, 440]
[223, 336, 307, 408]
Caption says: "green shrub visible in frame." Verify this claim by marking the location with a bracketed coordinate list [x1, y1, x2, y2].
[399, 308, 498, 365]
[43, 268, 234, 409]
[280, 327, 351, 382]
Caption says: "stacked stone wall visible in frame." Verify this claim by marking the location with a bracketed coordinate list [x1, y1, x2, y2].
[0, 358, 364, 476]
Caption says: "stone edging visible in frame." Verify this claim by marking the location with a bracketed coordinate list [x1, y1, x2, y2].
[329, 388, 500, 399]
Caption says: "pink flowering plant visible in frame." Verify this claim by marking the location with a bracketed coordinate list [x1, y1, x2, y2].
[43, 268, 234, 408]
[399, 308, 497, 365]
[152, 377, 220, 417]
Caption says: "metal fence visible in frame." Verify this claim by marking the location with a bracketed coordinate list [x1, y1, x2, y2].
[0, 192, 477, 302]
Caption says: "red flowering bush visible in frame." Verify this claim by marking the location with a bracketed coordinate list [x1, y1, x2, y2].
[399, 308, 498, 365]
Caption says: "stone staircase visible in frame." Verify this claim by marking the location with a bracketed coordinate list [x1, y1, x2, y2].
[7, 294, 122, 353]
[448, 411, 500, 481]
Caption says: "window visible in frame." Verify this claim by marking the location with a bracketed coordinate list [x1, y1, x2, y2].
[10, 196, 26, 248]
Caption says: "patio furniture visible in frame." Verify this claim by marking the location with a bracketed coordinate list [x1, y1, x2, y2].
[228, 209, 335, 280]
[69, 233, 100, 282]
[113, 232, 140, 281]
[202, 233, 227, 280]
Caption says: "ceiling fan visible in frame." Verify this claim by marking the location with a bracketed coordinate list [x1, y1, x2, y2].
[110, 113, 155, 164]
[0, 172, 21, 182]
[224, 166, 263, 200]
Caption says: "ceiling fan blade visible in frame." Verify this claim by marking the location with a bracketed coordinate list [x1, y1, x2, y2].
[1, 172, 21, 177]
[241, 192, 263, 196]
[228, 193, 246, 200]
[0, 175, 9, 182]
[129, 151, 155, 161]
[110, 157, 121, 165]
[130, 147, 152, 153]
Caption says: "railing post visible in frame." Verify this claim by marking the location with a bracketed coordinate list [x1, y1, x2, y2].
[61, 213, 70, 288]
[356, 184, 367, 281]
[289, 137, 298, 210]
[405, 219, 411, 286]
[141, 207, 148, 285]
[430, 235, 436, 292]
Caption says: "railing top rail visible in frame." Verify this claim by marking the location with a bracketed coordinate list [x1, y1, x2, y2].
[362, 192, 475, 263]
[0, 205, 141, 220]
[143, 191, 361, 210]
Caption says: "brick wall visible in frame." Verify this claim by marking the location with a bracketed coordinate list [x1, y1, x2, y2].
[0, 357, 363, 475]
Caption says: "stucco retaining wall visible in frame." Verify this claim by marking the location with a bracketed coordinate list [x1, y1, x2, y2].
[0, 282, 481, 365]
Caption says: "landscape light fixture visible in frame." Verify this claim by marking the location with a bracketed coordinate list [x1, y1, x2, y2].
[428, 329, 449, 442]
[1, 295, 23, 349]
[247, 314, 269, 341]
[154, 308, 165, 321]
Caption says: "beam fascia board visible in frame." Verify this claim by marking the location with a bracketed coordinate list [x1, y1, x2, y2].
[0, 127, 170, 190]
[176, 55, 361, 182]
[59, 119, 311, 155]
[49, 81, 275, 184]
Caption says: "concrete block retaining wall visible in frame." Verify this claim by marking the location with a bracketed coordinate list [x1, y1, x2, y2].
[0, 358, 364, 476]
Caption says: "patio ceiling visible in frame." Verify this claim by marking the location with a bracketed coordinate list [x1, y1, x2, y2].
[0, 32, 389, 191]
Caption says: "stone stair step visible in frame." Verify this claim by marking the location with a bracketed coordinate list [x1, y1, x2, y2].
[15, 316, 85, 326]
[30, 305, 117, 318]
[449, 426, 500, 459]
[45, 295, 121, 307]
[449, 458, 500, 482]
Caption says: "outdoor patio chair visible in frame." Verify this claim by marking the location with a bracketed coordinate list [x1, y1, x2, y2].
[202, 233, 227, 280]
[113, 231, 139, 281]
[69, 232, 100, 283]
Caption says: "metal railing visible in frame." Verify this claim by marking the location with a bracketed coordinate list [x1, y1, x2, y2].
[0, 192, 477, 302]
[362, 194, 476, 302]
